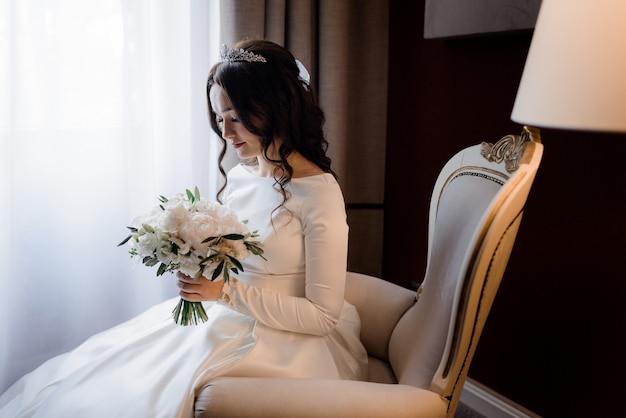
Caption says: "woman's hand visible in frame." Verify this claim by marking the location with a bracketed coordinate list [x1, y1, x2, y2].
[176, 272, 225, 301]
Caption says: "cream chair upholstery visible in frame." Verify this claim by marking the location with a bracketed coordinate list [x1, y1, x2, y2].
[194, 127, 543, 418]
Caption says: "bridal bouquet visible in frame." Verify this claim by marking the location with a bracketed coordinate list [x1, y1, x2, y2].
[119, 187, 264, 326]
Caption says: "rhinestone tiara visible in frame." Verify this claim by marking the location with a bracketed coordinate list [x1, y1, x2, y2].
[220, 44, 267, 63]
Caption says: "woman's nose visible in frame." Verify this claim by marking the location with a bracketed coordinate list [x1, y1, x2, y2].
[221, 121, 235, 140]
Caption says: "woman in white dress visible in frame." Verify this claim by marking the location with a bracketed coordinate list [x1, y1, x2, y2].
[0, 39, 367, 417]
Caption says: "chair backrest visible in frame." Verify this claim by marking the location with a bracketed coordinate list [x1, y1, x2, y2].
[387, 127, 543, 415]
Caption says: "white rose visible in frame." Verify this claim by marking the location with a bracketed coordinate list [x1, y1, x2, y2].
[156, 239, 179, 265]
[135, 230, 160, 256]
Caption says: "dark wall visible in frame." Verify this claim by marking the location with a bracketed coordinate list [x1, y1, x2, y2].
[385, 1, 626, 417]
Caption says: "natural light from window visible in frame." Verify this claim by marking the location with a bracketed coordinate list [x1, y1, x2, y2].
[0, 0, 221, 393]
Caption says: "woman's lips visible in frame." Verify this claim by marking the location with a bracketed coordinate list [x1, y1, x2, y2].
[232, 142, 244, 149]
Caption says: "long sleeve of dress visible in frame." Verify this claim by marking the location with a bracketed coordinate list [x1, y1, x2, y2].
[220, 176, 349, 336]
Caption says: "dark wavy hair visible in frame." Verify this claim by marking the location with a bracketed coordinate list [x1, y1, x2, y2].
[206, 39, 335, 204]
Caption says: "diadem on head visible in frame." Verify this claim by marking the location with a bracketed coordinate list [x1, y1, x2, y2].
[220, 44, 267, 63]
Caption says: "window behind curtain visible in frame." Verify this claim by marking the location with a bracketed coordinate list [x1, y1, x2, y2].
[0, 0, 221, 392]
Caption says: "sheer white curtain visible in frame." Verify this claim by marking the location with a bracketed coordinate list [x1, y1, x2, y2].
[0, 0, 221, 392]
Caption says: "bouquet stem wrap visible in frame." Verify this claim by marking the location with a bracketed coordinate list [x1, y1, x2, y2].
[119, 187, 264, 326]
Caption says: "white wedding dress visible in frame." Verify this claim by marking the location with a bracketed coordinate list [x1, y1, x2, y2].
[0, 164, 368, 418]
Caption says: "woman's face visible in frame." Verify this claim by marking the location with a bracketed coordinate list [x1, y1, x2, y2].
[209, 84, 262, 160]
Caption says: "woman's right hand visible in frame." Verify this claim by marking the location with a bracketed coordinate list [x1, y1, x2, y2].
[176, 272, 225, 302]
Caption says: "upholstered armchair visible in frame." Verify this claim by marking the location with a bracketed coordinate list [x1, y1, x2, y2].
[195, 127, 543, 417]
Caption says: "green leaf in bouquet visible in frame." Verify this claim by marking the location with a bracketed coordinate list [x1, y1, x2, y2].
[117, 235, 132, 247]
[211, 259, 225, 281]
[193, 268, 205, 281]
[201, 236, 219, 245]
[143, 255, 160, 267]
[117, 226, 138, 247]
[203, 252, 222, 264]
[186, 189, 195, 203]
[159, 195, 168, 203]
[222, 233, 245, 240]
[194, 186, 201, 202]
[225, 254, 244, 272]
[245, 242, 267, 260]
[142, 223, 155, 233]
[156, 262, 168, 276]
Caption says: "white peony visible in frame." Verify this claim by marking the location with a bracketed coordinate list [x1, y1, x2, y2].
[135, 229, 161, 255]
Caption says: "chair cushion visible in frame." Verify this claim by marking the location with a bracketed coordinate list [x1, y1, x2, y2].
[367, 355, 397, 383]
[344, 272, 415, 361]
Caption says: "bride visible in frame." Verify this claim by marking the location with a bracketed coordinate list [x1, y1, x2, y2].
[0, 39, 367, 418]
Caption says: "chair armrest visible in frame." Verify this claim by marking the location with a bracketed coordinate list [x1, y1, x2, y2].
[195, 377, 448, 418]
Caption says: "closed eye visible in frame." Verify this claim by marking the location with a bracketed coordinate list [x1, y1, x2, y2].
[216, 116, 240, 125]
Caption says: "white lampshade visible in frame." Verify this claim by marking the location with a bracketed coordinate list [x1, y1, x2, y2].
[511, 0, 626, 132]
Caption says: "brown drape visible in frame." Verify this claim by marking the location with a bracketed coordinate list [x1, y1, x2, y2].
[218, 0, 389, 276]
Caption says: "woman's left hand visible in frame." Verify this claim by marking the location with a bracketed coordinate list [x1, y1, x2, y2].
[176, 272, 225, 301]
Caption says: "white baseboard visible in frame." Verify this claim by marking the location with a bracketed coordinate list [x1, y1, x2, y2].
[460, 378, 542, 418]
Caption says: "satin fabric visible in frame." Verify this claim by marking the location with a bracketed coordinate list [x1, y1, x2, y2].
[0, 164, 367, 417]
